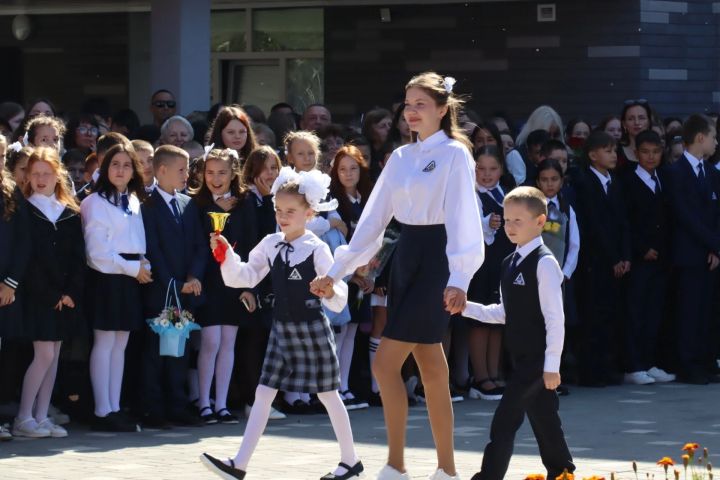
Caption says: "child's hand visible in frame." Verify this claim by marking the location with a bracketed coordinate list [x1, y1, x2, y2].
[612, 261, 624, 278]
[182, 277, 202, 296]
[543, 371, 561, 390]
[709, 253, 720, 271]
[239, 291, 257, 312]
[443, 287, 467, 315]
[643, 249, 659, 261]
[136, 261, 153, 284]
[316, 286, 335, 299]
[210, 233, 230, 252]
[0, 284, 15, 307]
[310, 276, 334, 297]
[62, 295, 75, 309]
[329, 218, 348, 238]
[489, 214, 502, 230]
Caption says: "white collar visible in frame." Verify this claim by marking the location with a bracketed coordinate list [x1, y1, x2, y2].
[157, 186, 177, 204]
[684, 151, 703, 172]
[477, 182, 502, 194]
[347, 192, 361, 204]
[416, 130, 449, 152]
[271, 231, 324, 267]
[213, 191, 232, 201]
[635, 164, 655, 181]
[514, 236, 544, 263]
[547, 195, 559, 206]
[249, 184, 264, 200]
[28, 192, 65, 224]
[144, 178, 158, 193]
[91, 168, 100, 183]
[589, 166, 612, 187]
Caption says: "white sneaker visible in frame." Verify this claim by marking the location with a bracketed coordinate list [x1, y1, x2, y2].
[377, 464, 410, 479]
[648, 367, 676, 383]
[12, 418, 50, 438]
[244, 404, 287, 420]
[429, 468, 461, 480]
[37, 418, 68, 438]
[624, 371, 656, 385]
[0, 424, 12, 441]
[48, 404, 70, 426]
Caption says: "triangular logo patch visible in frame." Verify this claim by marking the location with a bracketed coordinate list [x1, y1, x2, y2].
[288, 268, 303, 280]
[513, 273, 525, 286]
[422, 161, 436, 172]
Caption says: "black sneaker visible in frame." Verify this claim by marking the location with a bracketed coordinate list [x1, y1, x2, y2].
[215, 408, 240, 424]
[468, 379, 503, 401]
[340, 391, 369, 411]
[367, 391, 382, 407]
[200, 453, 246, 479]
[199, 406, 218, 425]
[449, 384, 465, 403]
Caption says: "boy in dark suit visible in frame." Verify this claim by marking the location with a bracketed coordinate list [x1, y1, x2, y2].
[573, 131, 631, 386]
[620, 130, 674, 384]
[665, 114, 720, 384]
[141, 145, 207, 426]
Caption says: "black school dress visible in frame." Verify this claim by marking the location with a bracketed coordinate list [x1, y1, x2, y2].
[197, 197, 258, 327]
[24, 203, 86, 341]
[0, 188, 30, 339]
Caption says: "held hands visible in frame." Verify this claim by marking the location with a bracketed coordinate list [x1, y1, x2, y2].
[543, 372, 561, 390]
[181, 277, 202, 296]
[0, 284, 15, 307]
[239, 291, 257, 313]
[310, 275, 335, 299]
[443, 287, 467, 315]
[709, 253, 720, 271]
[54, 295, 76, 311]
[136, 260, 153, 284]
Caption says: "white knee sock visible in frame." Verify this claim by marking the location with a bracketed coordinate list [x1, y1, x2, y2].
[90, 330, 115, 417]
[17, 342, 56, 420]
[233, 385, 278, 470]
[109, 331, 129, 412]
[214, 326, 238, 412]
[198, 326, 221, 410]
[317, 390, 359, 475]
[368, 337, 381, 393]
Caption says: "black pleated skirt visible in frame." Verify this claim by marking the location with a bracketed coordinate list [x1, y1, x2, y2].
[385, 223, 450, 344]
[86, 268, 143, 332]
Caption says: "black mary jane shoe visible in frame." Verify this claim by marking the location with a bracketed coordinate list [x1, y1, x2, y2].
[215, 408, 240, 424]
[200, 453, 246, 480]
[320, 461, 364, 479]
[199, 406, 218, 425]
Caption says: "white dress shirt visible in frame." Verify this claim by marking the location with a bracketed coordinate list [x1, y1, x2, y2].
[505, 149, 527, 185]
[684, 150, 704, 177]
[477, 183, 504, 246]
[547, 195, 580, 278]
[634, 164, 661, 193]
[462, 236, 565, 373]
[156, 186, 179, 212]
[28, 193, 65, 224]
[590, 166, 612, 193]
[80, 192, 146, 277]
[328, 130, 485, 291]
[221, 231, 348, 313]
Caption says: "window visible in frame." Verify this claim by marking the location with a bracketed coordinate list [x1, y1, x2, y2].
[211, 10, 246, 52]
[252, 8, 323, 52]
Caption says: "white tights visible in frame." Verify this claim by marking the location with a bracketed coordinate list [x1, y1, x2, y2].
[90, 330, 129, 417]
[234, 386, 358, 475]
[198, 325, 238, 412]
[17, 341, 61, 422]
[334, 323, 358, 393]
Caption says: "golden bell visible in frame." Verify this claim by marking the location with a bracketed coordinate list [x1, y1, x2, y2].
[208, 212, 230, 233]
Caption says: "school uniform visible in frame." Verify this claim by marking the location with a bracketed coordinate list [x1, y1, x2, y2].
[464, 237, 575, 480]
[24, 195, 86, 341]
[0, 188, 30, 339]
[140, 187, 208, 419]
[81, 191, 147, 332]
[619, 165, 671, 373]
[665, 152, 720, 382]
[249, 186, 278, 324]
[573, 166, 631, 384]
[328, 130, 484, 344]
[221, 232, 348, 393]
[338, 194, 371, 325]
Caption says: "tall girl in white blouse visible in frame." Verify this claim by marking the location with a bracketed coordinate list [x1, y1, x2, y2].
[80, 144, 152, 431]
[313, 72, 484, 480]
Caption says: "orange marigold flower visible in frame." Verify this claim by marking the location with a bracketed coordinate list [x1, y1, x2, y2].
[524, 475, 545, 480]
[555, 473, 574, 480]
[683, 443, 700, 452]
[658, 457, 675, 467]
[683, 454, 690, 467]
[582, 476, 605, 480]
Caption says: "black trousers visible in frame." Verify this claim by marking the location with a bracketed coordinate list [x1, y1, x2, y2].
[625, 260, 669, 372]
[142, 330, 189, 418]
[675, 265, 716, 374]
[476, 355, 575, 480]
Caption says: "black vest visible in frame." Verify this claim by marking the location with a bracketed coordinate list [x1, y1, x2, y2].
[270, 242, 324, 323]
[501, 244, 553, 357]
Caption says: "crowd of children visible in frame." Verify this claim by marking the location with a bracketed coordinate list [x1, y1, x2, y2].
[0, 73, 719, 479]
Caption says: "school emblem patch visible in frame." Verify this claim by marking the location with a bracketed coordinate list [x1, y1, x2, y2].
[513, 273, 525, 286]
[422, 161, 436, 172]
[288, 268, 303, 280]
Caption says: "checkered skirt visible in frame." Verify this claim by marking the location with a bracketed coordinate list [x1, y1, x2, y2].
[259, 317, 340, 393]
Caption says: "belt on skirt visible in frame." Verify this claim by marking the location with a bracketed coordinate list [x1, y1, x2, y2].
[119, 253, 142, 261]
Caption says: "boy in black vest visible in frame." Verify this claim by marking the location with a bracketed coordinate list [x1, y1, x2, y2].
[463, 186, 575, 480]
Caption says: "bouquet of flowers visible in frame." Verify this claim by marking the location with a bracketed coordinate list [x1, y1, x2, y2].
[147, 280, 201, 357]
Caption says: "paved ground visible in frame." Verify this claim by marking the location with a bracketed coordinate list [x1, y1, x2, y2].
[1, 383, 718, 479]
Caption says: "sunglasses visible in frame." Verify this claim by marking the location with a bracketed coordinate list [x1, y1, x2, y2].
[77, 126, 98, 136]
[153, 101, 176, 109]
[624, 98, 648, 106]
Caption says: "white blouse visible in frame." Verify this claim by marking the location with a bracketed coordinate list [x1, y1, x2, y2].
[28, 193, 65, 224]
[80, 192, 146, 277]
[221, 231, 348, 313]
[328, 130, 485, 291]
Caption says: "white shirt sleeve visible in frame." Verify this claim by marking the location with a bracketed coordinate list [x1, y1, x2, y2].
[313, 243, 349, 313]
[306, 215, 331, 237]
[537, 255, 565, 373]
[220, 236, 272, 289]
[444, 150, 485, 291]
[462, 300, 506, 325]
[505, 150, 527, 185]
[562, 206, 580, 279]
[483, 213, 497, 245]
[81, 196, 140, 278]
[327, 160, 394, 281]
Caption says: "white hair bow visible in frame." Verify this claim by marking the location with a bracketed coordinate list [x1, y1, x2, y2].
[8, 141, 22, 153]
[203, 143, 214, 161]
[270, 166, 338, 212]
[225, 148, 239, 160]
[21, 131, 29, 146]
[443, 76, 456, 93]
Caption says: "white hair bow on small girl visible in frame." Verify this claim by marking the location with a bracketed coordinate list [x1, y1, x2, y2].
[270, 166, 338, 212]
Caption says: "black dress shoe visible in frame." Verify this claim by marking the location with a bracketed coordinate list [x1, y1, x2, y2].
[215, 408, 240, 424]
[200, 453, 246, 479]
[199, 406, 218, 425]
[282, 399, 312, 415]
[677, 373, 709, 385]
[92, 413, 138, 432]
[142, 415, 172, 429]
[320, 461, 364, 479]
[168, 411, 204, 427]
[367, 391, 382, 407]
